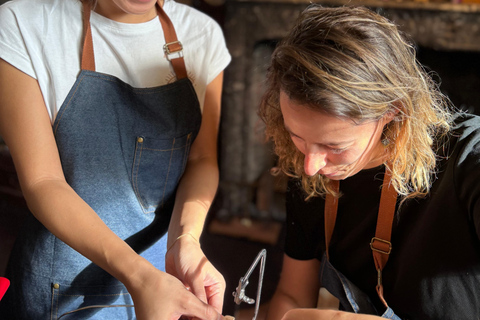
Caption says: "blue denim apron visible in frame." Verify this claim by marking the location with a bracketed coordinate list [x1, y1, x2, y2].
[0, 2, 201, 319]
[320, 174, 402, 319]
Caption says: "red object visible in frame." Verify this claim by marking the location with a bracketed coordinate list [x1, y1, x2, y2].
[0, 277, 10, 301]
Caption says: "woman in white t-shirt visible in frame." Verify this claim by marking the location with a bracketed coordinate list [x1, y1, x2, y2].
[0, 0, 231, 319]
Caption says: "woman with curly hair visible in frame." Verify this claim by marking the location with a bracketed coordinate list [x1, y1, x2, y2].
[260, 5, 480, 320]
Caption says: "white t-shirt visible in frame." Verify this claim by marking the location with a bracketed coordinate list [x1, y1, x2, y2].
[0, 0, 231, 123]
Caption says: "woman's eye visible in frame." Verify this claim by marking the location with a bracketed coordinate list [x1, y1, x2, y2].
[330, 147, 346, 154]
[289, 133, 302, 141]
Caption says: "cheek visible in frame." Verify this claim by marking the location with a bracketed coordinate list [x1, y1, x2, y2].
[332, 149, 362, 165]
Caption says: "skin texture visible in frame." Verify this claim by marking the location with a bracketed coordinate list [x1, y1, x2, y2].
[0, 1, 226, 317]
[279, 91, 391, 180]
[95, 0, 160, 23]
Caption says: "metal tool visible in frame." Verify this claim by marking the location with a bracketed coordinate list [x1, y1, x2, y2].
[232, 249, 267, 320]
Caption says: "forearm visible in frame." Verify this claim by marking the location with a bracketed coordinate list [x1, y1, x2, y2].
[267, 256, 321, 320]
[23, 178, 152, 289]
[167, 155, 219, 244]
[266, 290, 303, 320]
[166, 72, 223, 245]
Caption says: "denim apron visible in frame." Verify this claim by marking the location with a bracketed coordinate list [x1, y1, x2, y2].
[319, 172, 402, 319]
[0, 2, 201, 319]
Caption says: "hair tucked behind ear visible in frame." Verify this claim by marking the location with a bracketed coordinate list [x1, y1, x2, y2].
[258, 5, 455, 202]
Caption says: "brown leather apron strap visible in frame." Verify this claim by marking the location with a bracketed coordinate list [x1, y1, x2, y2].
[323, 167, 398, 309]
[370, 168, 398, 308]
[156, 0, 188, 80]
[81, 1, 95, 71]
[81, 0, 187, 80]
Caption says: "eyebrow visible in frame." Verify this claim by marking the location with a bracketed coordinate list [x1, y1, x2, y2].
[284, 125, 355, 147]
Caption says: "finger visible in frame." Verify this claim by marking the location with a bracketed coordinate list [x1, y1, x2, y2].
[182, 294, 223, 320]
[206, 283, 225, 313]
[189, 275, 208, 304]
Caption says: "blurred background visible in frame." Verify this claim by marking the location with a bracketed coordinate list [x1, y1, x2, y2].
[1, 0, 480, 318]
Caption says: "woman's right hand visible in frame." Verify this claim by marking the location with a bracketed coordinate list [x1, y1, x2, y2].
[126, 259, 224, 320]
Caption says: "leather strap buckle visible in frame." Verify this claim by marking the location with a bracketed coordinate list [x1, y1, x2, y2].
[370, 237, 392, 254]
[163, 41, 183, 61]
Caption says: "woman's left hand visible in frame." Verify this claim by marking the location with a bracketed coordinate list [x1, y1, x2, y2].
[165, 233, 226, 314]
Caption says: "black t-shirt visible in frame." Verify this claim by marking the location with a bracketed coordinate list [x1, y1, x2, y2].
[285, 114, 480, 319]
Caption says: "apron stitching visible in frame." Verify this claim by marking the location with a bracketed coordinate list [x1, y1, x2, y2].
[131, 139, 139, 204]
[133, 139, 149, 212]
[182, 134, 191, 171]
[160, 138, 176, 209]
[83, 73, 188, 94]
[51, 285, 57, 320]
[50, 285, 54, 320]
[56, 292, 130, 297]
[57, 304, 135, 320]
[143, 146, 186, 151]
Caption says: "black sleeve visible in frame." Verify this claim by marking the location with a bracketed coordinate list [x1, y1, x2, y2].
[452, 115, 480, 239]
[284, 178, 325, 260]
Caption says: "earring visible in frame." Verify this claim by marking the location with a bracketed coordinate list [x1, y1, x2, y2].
[381, 138, 390, 146]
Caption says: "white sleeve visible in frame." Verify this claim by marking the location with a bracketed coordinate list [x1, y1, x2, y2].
[204, 18, 231, 84]
[0, 1, 37, 79]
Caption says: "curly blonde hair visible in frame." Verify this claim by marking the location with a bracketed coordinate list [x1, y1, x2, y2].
[258, 5, 454, 201]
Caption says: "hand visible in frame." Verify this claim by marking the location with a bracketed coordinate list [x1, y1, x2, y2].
[282, 309, 384, 320]
[126, 260, 223, 320]
[165, 234, 226, 314]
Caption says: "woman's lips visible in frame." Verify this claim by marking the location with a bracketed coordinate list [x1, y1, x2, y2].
[321, 171, 339, 178]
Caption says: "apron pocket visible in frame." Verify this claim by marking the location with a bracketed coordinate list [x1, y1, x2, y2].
[51, 282, 134, 320]
[132, 133, 193, 213]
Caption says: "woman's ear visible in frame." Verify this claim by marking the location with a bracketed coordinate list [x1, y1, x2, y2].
[383, 102, 402, 124]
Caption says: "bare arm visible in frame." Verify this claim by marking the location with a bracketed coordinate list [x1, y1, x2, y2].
[266, 254, 322, 320]
[0, 59, 223, 320]
[282, 309, 383, 320]
[0, 59, 141, 285]
[167, 72, 223, 244]
[165, 72, 226, 312]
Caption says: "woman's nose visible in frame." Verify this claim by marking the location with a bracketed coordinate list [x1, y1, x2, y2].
[304, 150, 327, 176]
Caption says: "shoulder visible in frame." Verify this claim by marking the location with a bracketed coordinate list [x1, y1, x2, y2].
[165, 1, 220, 28]
[164, 1, 224, 40]
[448, 113, 480, 161]
[451, 113, 480, 138]
[436, 113, 480, 194]
[0, 0, 81, 22]
[0, 0, 81, 38]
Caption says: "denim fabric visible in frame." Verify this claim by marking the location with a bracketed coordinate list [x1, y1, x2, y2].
[1, 70, 201, 319]
[320, 253, 401, 319]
